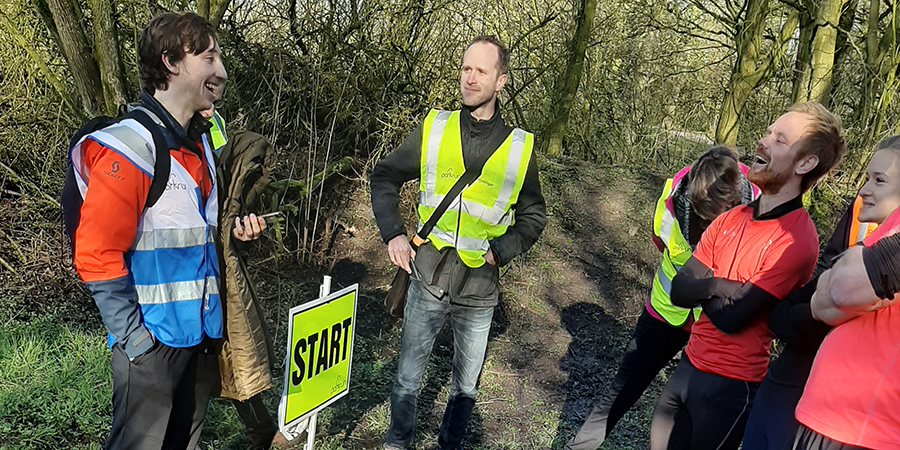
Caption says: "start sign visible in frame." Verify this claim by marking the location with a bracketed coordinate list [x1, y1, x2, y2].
[281, 283, 358, 429]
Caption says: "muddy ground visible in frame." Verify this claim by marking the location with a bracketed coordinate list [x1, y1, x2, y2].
[279, 156, 673, 449]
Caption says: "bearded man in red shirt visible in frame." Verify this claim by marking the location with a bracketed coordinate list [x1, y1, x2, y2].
[648, 102, 845, 450]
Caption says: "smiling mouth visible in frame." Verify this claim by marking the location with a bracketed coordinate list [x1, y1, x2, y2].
[204, 82, 218, 94]
[755, 154, 769, 166]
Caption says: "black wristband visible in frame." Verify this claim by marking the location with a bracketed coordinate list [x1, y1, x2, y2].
[862, 234, 900, 300]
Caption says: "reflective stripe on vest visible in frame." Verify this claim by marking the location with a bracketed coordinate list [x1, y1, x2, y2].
[649, 166, 701, 326]
[848, 195, 878, 245]
[417, 109, 533, 267]
[74, 114, 222, 348]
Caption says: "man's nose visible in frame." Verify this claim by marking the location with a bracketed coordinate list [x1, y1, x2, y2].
[216, 61, 228, 82]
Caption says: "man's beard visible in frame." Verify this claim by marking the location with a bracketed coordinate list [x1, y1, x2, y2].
[747, 163, 792, 195]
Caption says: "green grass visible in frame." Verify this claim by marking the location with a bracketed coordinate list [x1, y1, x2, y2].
[0, 319, 110, 450]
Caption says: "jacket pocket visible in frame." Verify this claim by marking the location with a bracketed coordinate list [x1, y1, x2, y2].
[414, 242, 446, 286]
[457, 260, 499, 302]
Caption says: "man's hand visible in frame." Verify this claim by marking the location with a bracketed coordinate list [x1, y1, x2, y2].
[233, 214, 266, 241]
[484, 249, 498, 266]
[388, 235, 416, 274]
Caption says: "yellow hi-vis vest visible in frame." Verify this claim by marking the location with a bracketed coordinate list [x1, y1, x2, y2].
[650, 166, 701, 327]
[649, 164, 759, 327]
[417, 109, 533, 268]
[848, 195, 878, 245]
[208, 110, 228, 154]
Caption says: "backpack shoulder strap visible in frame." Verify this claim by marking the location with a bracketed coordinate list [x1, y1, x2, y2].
[123, 108, 173, 209]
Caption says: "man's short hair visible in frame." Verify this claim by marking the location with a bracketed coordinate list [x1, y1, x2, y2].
[467, 35, 509, 75]
[789, 101, 845, 192]
[139, 12, 216, 94]
[689, 145, 743, 222]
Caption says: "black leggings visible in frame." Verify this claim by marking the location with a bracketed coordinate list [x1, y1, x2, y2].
[565, 308, 690, 449]
[231, 393, 279, 450]
[741, 374, 804, 450]
[649, 356, 759, 450]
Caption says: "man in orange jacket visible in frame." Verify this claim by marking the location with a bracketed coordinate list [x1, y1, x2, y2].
[70, 12, 264, 450]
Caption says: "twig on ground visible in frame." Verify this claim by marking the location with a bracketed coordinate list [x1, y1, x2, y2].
[0, 161, 60, 207]
[483, 370, 522, 377]
[0, 255, 18, 277]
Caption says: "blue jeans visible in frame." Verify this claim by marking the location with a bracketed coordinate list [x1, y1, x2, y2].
[384, 280, 494, 450]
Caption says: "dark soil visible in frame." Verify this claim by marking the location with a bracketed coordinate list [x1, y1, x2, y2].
[311, 156, 673, 449]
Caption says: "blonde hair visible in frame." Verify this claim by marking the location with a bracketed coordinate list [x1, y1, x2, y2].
[789, 101, 845, 192]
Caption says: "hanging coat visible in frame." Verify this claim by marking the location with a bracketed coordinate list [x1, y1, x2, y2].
[215, 131, 276, 401]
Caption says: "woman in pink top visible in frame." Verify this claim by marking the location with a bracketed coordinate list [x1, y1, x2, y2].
[791, 135, 900, 450]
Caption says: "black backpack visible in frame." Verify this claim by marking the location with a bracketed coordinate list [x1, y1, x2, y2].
[61, 108, 173, 252]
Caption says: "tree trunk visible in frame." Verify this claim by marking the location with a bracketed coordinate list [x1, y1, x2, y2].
[715, 0, 796, 145]
[197, 0, 210, 19]
[826, 0, 858, 108]
[210, 0, 231, 29]
[848, 0, 897, 184]
[88, 0, 126, 115]
[792, 4, 815, 103]
[542, 0, 597, 156]
[716, 0, 769, 145]
[807, 0, 844, 103]
[30, 0, 61, 48]
[851, 0, 881, 125]
[45, 0, 105, 116]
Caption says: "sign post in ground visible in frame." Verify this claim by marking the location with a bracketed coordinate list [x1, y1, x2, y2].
[278, 276, 358, 449]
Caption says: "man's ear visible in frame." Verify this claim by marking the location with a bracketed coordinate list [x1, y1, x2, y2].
[495, 73, 508, 94]
[796, 154, 819, 175]
[162, 53, 179, 75]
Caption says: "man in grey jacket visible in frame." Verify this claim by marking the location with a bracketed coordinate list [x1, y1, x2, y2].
[370, 35, 546, 450]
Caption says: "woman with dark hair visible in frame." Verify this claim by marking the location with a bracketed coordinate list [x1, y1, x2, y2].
[565, 146, 758, 449]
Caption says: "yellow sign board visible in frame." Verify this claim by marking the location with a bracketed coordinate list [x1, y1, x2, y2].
[281, 284, 358, 428]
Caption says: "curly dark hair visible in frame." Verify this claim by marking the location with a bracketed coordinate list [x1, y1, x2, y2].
[139, 12, 216, 94]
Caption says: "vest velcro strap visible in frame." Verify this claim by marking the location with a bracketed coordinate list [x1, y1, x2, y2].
[85, 120, 157, 176]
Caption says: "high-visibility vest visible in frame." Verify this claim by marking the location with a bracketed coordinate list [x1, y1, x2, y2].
[417, 109, 533, 268]
[209, 110, 228, 154]
[649, 164, 759, 327]
[71, 107, 222, 348]
[848, 195, 878, 245]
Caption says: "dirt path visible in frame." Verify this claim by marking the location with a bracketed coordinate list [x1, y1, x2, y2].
[304, 158, 672, 449]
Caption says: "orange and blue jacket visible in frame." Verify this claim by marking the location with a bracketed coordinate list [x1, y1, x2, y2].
[71, 92, 221, 359]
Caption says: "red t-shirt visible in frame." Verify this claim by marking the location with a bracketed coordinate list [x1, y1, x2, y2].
[685, 203, 818, 382]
